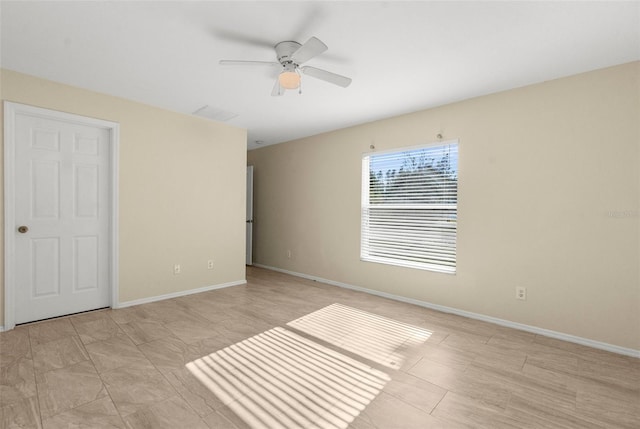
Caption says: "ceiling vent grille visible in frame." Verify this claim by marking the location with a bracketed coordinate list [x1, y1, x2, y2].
[192, 105, 238, 122]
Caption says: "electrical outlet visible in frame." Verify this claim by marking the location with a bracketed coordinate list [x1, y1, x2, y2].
[174, 264, 181, 275]
[516, 286, 526, 300]
[207, 260, 214, 269]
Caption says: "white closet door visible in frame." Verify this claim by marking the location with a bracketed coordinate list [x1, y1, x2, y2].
[12, 110, 111, 324]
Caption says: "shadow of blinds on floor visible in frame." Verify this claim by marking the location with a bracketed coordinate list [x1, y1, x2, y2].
[187, 327, 390, 429]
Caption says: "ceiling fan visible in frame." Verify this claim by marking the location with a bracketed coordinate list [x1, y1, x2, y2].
[219, 36, 352, 96]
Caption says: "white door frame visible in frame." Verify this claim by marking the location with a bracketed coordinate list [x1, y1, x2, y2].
[3, 101, 119, 330]
[246, 165, 253, 266]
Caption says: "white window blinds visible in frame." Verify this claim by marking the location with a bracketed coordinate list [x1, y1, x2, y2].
[361, 142, 458, 274]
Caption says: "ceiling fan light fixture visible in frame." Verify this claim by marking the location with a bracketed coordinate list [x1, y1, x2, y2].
[279, 70, 300, 89]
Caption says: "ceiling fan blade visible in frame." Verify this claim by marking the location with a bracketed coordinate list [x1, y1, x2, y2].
[219, 60, 280, 67]
[271, 78, 285, 97]
[290, 36, 327, 64]
[301, 66, 352, 88]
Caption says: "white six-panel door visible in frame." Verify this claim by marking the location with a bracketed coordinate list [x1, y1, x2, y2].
[5, 103, 117, 326]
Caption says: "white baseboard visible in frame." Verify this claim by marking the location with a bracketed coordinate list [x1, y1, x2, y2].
[0, 280, 246, 331]
[254, 264, 640, 359]
[115, 279, 246, 309]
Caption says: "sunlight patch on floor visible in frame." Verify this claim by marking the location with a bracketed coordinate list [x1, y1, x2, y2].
[287, 303, 432, 369]
[187, 327, 390, 429]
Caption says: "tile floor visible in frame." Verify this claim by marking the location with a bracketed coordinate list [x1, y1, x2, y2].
[1, 266, 639, 428]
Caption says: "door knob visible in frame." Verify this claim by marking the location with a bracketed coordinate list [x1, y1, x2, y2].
[17, 226, 29, 233]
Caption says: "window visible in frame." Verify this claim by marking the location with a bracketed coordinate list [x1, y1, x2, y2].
[361, 141, 458, 274]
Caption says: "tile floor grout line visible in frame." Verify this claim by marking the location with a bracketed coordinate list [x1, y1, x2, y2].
[95, 311, 130, 427]
[26, 326, 45, 429]
[428, 388, 451, 417]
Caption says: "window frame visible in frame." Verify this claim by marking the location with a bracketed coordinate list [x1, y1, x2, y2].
[360, 140, 459, 274]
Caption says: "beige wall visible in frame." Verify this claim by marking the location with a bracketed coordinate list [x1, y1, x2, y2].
[248, 62, 640, 351]
[1, 69, 247, 325]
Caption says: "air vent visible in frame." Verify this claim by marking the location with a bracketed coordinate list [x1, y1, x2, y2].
[192, 105, 238, 122]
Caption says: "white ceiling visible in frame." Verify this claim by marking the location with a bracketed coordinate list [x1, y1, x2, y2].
[1, 1, 638, 150]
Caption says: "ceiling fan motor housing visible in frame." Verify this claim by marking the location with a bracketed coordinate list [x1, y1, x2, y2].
[275, 41, 302, 65]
